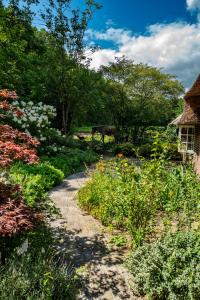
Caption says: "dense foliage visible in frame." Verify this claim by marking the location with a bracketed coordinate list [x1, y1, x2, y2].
[0, 252, 78, 299]
[112, 128, 181, 159]
[9, 149, 98, 206]
[0, 1, 183, 133]
[0, 0, 103, 132]
[10, 162, 64, 206]
[0, 90, 39, 167]
[0, 178, 42, 236]
[78, 158, 200, 245]
[127, 232, 200, 299]
[0, 89, 41, 243]
[0, 222, 78, 299]
[100, 57, 184, 142]
[42, 149, 99, 176]
[79, 155, 200, 297]
[0, 0, 193, 298]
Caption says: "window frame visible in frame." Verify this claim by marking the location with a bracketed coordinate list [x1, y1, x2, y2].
[178, 125, 195, 154]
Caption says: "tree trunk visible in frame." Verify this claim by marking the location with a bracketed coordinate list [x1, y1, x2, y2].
[65, 101, 71, 134]
[62, 103, 67, 135]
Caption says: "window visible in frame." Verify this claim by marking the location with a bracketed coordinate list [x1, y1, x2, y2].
[179, 126, 195, 153]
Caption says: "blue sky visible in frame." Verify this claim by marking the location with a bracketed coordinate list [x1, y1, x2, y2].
[85, 0, 195, 50]
[89, 0, 194, 34]
[81, 0, 200, 88]
[10, 0, 200, 88]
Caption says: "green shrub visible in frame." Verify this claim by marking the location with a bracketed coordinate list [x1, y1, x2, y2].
[127, 232, 200, 300]
[137, 143, 152, 158]
[63, 137, 88, 151]
[10, 162, 64, 206]
[113, 142, 136, 157]
[9, 149, 98, 206]
[88, 140, 105, 154]
[137, 142, 180, 160]
[42, 149, 99, 176]
[112, 131, 180, 160]
[137, 129, 181, 160]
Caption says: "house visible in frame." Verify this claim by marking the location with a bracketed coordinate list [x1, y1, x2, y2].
[171, 74, 200, 173]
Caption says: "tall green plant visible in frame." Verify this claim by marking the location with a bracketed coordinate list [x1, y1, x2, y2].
[79, 157, 200, 246]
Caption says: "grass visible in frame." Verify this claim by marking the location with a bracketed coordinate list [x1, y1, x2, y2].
[0, 224, 78, 300]
[74, 126, 92, 133]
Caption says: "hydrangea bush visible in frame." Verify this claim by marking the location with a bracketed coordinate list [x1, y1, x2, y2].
[12, 101, 61, 143]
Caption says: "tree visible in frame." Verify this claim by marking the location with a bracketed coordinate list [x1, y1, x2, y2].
[0, 1, 45, 98]
[100, 57, 184, 142]
[0, 0, 103, 133]
[40, 0, 101, 133]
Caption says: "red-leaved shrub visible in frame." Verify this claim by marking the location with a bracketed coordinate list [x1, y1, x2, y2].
[0, 89, 39, 167]
[0, 181, 43, 237]
[0, 89, 41, 239]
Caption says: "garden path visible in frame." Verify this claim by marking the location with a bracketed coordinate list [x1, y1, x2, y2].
[49, 171, 138, 300]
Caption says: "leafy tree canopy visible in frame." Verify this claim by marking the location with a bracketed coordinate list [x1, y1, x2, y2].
[100, 57, 184, 139]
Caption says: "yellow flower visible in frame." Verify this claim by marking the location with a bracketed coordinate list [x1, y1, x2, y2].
[191, 221, 199, 230]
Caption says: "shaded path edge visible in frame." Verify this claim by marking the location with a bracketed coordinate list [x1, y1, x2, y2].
[49, 171, 136, 300]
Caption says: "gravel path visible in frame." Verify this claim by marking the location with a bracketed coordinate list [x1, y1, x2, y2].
[49, 171, 136, 300]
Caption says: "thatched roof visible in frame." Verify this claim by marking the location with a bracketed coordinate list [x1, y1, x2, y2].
[185, 74, 200, 99]
[170, 104, 199, 125]
[170, 74, 200, 125]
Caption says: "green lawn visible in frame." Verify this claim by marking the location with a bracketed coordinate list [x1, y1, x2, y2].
[74, 126, 92, 133]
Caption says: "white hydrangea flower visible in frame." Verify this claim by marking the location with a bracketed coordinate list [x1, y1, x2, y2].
[17, 239, 29, 255]
[11, 101, 58, 143]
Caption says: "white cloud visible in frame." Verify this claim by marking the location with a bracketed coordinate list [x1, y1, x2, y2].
[187, 0, 200, 10]
[86, 28, 133, 45]
[88, 22, 200, 88]
[187, 0, 200, 22]
[89, 48, 118, 69]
